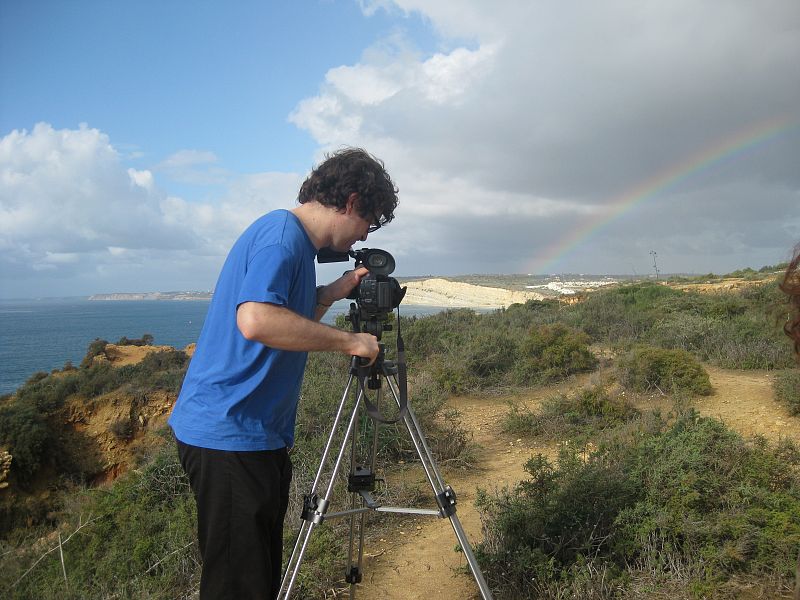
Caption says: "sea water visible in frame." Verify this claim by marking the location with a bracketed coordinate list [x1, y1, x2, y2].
[0, 298, 458, 395]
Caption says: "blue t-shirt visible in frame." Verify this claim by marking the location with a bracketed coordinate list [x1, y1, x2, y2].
[169, 209, 317, 451]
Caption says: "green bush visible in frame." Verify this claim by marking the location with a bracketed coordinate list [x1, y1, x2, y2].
[402, 309, 476, 360]
[0, 442, 199, 599]
[617, 345, 712, 396]
[2, 347, 189, 486]
[0, 402, 49, 484]
[504, 384, 640, 439]
[562, 281, 794, 370]
[563, 283, 681, 344]
[773, 369, 800, 416]
[513, 323, 597, 385]
[477, 412, 800, 598]
[80, 338, 108, 368]
[465, 329, 518, 380]
[116, 333, 154, 346]
[400, 309, 599, 393]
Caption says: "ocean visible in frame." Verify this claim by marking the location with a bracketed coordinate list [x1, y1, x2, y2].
[0, 298, 458, 395]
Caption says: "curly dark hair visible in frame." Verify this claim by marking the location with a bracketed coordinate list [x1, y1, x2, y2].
[298, 148, 399, 227]
[780, 243, 800, 356]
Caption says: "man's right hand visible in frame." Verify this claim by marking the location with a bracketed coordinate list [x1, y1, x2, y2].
[238, 302, 379, 362]
[349, 332, 380, 365]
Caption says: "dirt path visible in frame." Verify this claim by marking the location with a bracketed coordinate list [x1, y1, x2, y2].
[352, 367, 799, 599]
[700, 366, 800, 444]
[355, 376, 590, 599]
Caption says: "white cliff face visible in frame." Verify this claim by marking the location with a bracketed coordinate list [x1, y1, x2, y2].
[401, 278, 545, 308]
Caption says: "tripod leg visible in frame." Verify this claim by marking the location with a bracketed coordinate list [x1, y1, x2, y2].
[346, 382, 383, 598]
[346, 402, 362, 597]
[384, 376, 495, 600]
[279, 374, 365, 599]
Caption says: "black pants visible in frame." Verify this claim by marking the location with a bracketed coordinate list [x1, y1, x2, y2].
[177, 440, 292, 600]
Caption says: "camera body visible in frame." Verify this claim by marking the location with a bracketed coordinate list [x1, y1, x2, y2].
[317, 247, 406, 337]
[346, 248, 405, 311]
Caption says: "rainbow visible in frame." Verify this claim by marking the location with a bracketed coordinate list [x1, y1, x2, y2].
[527, 115, 800, 274]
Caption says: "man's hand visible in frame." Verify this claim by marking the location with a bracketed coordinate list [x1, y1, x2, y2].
[317, 267, 369, 307]
[237, 301, 379, 362]
[348, 332, 380, 365]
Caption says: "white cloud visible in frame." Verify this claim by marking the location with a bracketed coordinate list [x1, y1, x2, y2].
[0, 123, 305, 297]
[296, 0, 800, 276]
[128, 168, 154, 190]
[155, 149, 229, 185]
[159, 149, 218, 169]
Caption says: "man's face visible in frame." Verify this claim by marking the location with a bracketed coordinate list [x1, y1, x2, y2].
[331, 198, 381, 252]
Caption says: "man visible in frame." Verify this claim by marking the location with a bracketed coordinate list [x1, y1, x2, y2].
[781, 243, 800, 353]
[168, 148, 399, 599]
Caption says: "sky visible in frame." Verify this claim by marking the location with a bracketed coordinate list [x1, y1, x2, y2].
[1, 0, 799, 298]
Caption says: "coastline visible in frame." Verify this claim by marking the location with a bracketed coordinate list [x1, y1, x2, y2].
[86, 279, 552, 309]
[401, 278, 545, 308]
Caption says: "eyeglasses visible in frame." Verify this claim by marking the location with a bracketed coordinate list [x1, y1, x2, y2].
[367, 213, 386, 234]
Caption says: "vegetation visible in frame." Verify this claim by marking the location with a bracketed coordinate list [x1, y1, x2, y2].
[0, 333, 474, 599]
[562, 281, 794, 369]
[504, 384, 640, 440]
[477, 412, 800, 599]
[400, 306, 597, 393]
[774, 369, 800, 416]
[116, 333, 154, 346]
[616, 345, 712, 396]
[0, 340, 189, 490]
[1, 440, 199, 599]
[2, 273, 799, 598]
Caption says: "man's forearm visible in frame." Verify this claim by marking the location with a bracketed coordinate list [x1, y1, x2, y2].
[237, 301, 355, 354]
[314, 284, 335, 322]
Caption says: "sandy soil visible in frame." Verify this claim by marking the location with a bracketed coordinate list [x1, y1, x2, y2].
[99, 342, 195, 366]
[402, 279, 545, 308]
[100, 343, 176, 366]
[350, 367, 800, 599]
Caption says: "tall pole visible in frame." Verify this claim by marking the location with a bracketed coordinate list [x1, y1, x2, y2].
[650, 250, 660, 280]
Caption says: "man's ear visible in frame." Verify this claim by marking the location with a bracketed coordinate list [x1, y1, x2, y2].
[345, 192, 360, 215]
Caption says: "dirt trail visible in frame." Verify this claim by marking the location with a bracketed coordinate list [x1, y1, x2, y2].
[353, 367, 799, 599]
[355, 376, 590, 599]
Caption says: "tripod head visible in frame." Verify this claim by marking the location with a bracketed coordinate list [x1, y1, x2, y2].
[345, 301, 394, 340]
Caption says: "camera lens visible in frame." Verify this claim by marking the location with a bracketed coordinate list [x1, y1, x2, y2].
[367, 254, 387, 268]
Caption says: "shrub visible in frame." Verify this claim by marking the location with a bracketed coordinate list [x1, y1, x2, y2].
[773, 369, 800, 416]
[513, 323, 597, 384]
[0, 442, 200, 599]
[617, 345, 712, 396]
[80, 338, 108, 368]
[465, 329, 518, 379]
[562, 281, 794, 371]
[3, 348, 189, 486]
[504, 384, 640, 439]
[116, 333, 154, 346]
[564, 283, 680, 344]
[0, 403, 49, 484]
[402, 308, 477, 362]
[477, 413, 800, 598]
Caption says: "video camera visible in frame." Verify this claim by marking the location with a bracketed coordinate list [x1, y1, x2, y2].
[318, 247, 406, 338]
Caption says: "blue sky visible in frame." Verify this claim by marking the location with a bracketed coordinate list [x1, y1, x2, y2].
[1, 1, 799, 298]
[2, 1, 437, 190]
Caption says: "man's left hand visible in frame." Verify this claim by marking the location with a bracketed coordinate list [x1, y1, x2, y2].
[318, 267, 369, 306]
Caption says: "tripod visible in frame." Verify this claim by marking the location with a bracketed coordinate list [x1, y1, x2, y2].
[278, 309, 493, 599]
